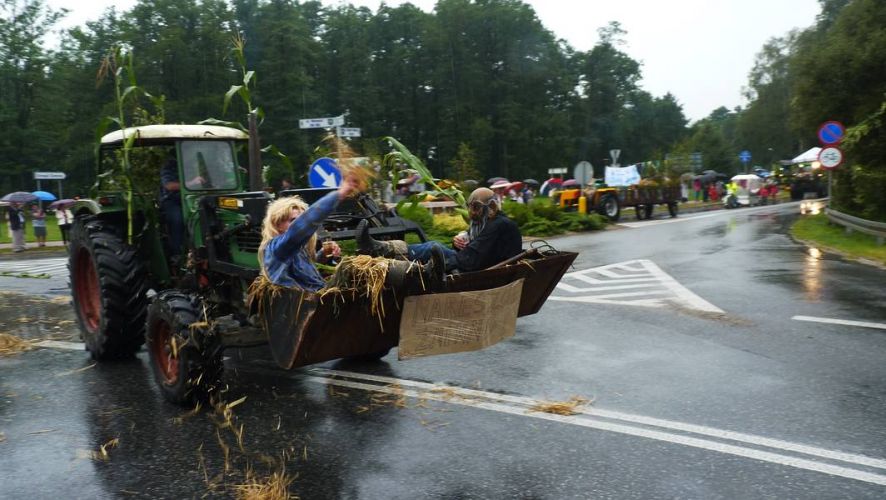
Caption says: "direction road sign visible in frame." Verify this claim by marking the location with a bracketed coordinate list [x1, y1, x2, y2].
[739, 150, 752, 163]
[337, 127, 361, 138]
[299, 115, 345, 129]
[34, 172, 66, 180]
[818, 146, 843, 170]
[573, 161, 594, 185]
[817, 121, 845, 145]
[547, 167, 567, 175]
[309, 157, 342, 188]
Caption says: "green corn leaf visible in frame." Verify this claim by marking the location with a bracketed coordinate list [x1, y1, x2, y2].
[223, 85, 243, 115]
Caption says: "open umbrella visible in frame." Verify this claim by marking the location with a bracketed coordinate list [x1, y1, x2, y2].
[1, 191, 38, 203]
[509, 181, 524, 192]
[490, 180, 511, 190]
[462, 179, 479, 188]
[561, 179, 579, 188]
[49, 199, 76, 210]
[487, 177, 508, 185]
[522, 178, 540, 186]
[31, 190, 57, 202]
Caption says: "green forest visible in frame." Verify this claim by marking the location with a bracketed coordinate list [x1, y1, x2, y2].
[0, 0, 883, 219]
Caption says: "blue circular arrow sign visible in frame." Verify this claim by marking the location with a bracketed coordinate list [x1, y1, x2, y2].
[739, 150, 752, 163]
[309, 157, 342, 188]
[817, 121, 845, 145]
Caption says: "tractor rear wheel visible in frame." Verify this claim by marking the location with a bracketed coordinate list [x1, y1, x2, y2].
[68, 219, 147, 360]
[598, 195, 621, 222]
[146, 292, 223, 405]
[667, 202, 679, 218]
[644, 204, 654, 219]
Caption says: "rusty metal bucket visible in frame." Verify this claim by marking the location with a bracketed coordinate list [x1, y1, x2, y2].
[261, 250, 577, 369]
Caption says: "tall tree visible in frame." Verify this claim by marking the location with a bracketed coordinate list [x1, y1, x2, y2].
[0, 0, 66, 192]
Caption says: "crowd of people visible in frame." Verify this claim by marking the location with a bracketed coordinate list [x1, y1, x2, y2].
[3, 203, 69, 253]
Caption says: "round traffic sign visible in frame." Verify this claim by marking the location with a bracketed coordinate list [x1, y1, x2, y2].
[817, 121, 845, 145]
[818, 146, 843, 170]
[309, 157, 342, 188]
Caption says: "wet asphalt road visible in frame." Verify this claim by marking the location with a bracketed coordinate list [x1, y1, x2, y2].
[2, 201, 886, 499]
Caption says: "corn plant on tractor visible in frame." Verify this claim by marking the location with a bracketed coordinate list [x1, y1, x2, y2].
[68, 124, 576, 405]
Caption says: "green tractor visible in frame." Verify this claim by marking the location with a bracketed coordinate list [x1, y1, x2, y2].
[68, 124, 577, 406]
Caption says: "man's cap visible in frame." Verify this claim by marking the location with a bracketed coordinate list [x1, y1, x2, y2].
[468, 187, 495, 205]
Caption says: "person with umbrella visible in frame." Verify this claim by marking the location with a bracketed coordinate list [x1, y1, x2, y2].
[31, 204, 47, 247]
[2, 192, 38, 252]
[6, 202, 26, 252]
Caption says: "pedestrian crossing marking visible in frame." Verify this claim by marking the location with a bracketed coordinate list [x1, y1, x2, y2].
[550, 259, 723, 313]
[0, 257, 68, 279]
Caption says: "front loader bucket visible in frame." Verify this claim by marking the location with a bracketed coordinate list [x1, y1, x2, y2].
[260, 251, 576, 369]
[262, 288, 401, 369]
[445, 251, 577, 316]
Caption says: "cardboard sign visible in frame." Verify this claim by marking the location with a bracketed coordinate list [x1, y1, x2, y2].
[604, 165, 641, 187]
[398, 279, 524, 360]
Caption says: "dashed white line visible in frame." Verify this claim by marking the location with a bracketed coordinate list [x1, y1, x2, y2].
[792, 316, 886, 331]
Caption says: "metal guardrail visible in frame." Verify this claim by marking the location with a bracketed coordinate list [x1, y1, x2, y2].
[826, 208, 886, 245]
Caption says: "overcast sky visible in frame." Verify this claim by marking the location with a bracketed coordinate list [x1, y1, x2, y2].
[47, 0, 821, 122]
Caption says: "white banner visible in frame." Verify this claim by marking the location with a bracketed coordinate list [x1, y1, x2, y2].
[604, 165, 641, 187]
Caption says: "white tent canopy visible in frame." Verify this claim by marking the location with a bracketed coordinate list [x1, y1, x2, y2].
[791, 147, 821, 164]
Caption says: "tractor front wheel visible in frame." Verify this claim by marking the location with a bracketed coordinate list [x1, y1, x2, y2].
[146, 292, 223, 405]
[68, 219, 147, 360]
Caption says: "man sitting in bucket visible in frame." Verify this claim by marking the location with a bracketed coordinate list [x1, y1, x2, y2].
[355, 187, 522, 273]
[258, 171, 445, 293]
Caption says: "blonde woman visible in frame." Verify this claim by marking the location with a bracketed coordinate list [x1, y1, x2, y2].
[258, 175, 361, 291]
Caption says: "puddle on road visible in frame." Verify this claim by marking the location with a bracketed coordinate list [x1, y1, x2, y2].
[0, 291, 78, 342]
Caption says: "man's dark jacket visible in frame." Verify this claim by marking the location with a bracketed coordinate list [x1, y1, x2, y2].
[455, 214, 522, 272]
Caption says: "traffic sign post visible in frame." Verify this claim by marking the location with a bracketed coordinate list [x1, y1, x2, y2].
[573, 161, 594, 185]
[816, 120, 845, 208]
[309, 157, 342, 188]
[337, 127, 362, 138]
[817, 121, 845, 145]
[299, 115, 345, 129]
[739, 150, 752, 173]
[33, 171, 66, 198]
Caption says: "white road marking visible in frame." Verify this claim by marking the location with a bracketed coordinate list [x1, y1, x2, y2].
[33, 340, 83, 350]
[307, 368, 886, 486]
[0, 257, 68, 278]
[551, 259, 724, 313]
[618, 201, 801, 228]
[792, 316, 886, 331]
[31, 342, 886, 484]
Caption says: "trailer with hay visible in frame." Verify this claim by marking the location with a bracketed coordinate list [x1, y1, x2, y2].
[66, 124, 576, 405]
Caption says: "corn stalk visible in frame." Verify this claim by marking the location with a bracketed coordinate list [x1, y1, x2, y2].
[383, 137, 468, 218]
[95, 47, 162, 243]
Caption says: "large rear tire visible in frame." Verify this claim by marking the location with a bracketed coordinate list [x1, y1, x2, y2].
[68, 219, 147, 360]
[146, 292, 223, 406]
[667, 202, 678, 218]
[598, 195, 620, 222]
[644, 204, 654, 219]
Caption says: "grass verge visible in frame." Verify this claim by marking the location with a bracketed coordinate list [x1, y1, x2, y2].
[791, 213, 886, 266]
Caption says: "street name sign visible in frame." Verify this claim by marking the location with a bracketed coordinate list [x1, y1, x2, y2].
[337, 127, 362, 138]
[34, 172, 66, 180]
[547, 167, 567, 175]
[818, 146, 843, 170]
[817, 121, 845, 145]
[299, 115, 345, 129]
[309, 157, 342, 188]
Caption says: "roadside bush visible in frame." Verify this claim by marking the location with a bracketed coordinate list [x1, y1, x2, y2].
[395, 201, 434, 229]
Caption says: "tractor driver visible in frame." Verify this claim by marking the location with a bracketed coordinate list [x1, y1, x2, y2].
[355, 187, 522, 273]
[160, 150, 206, 260]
